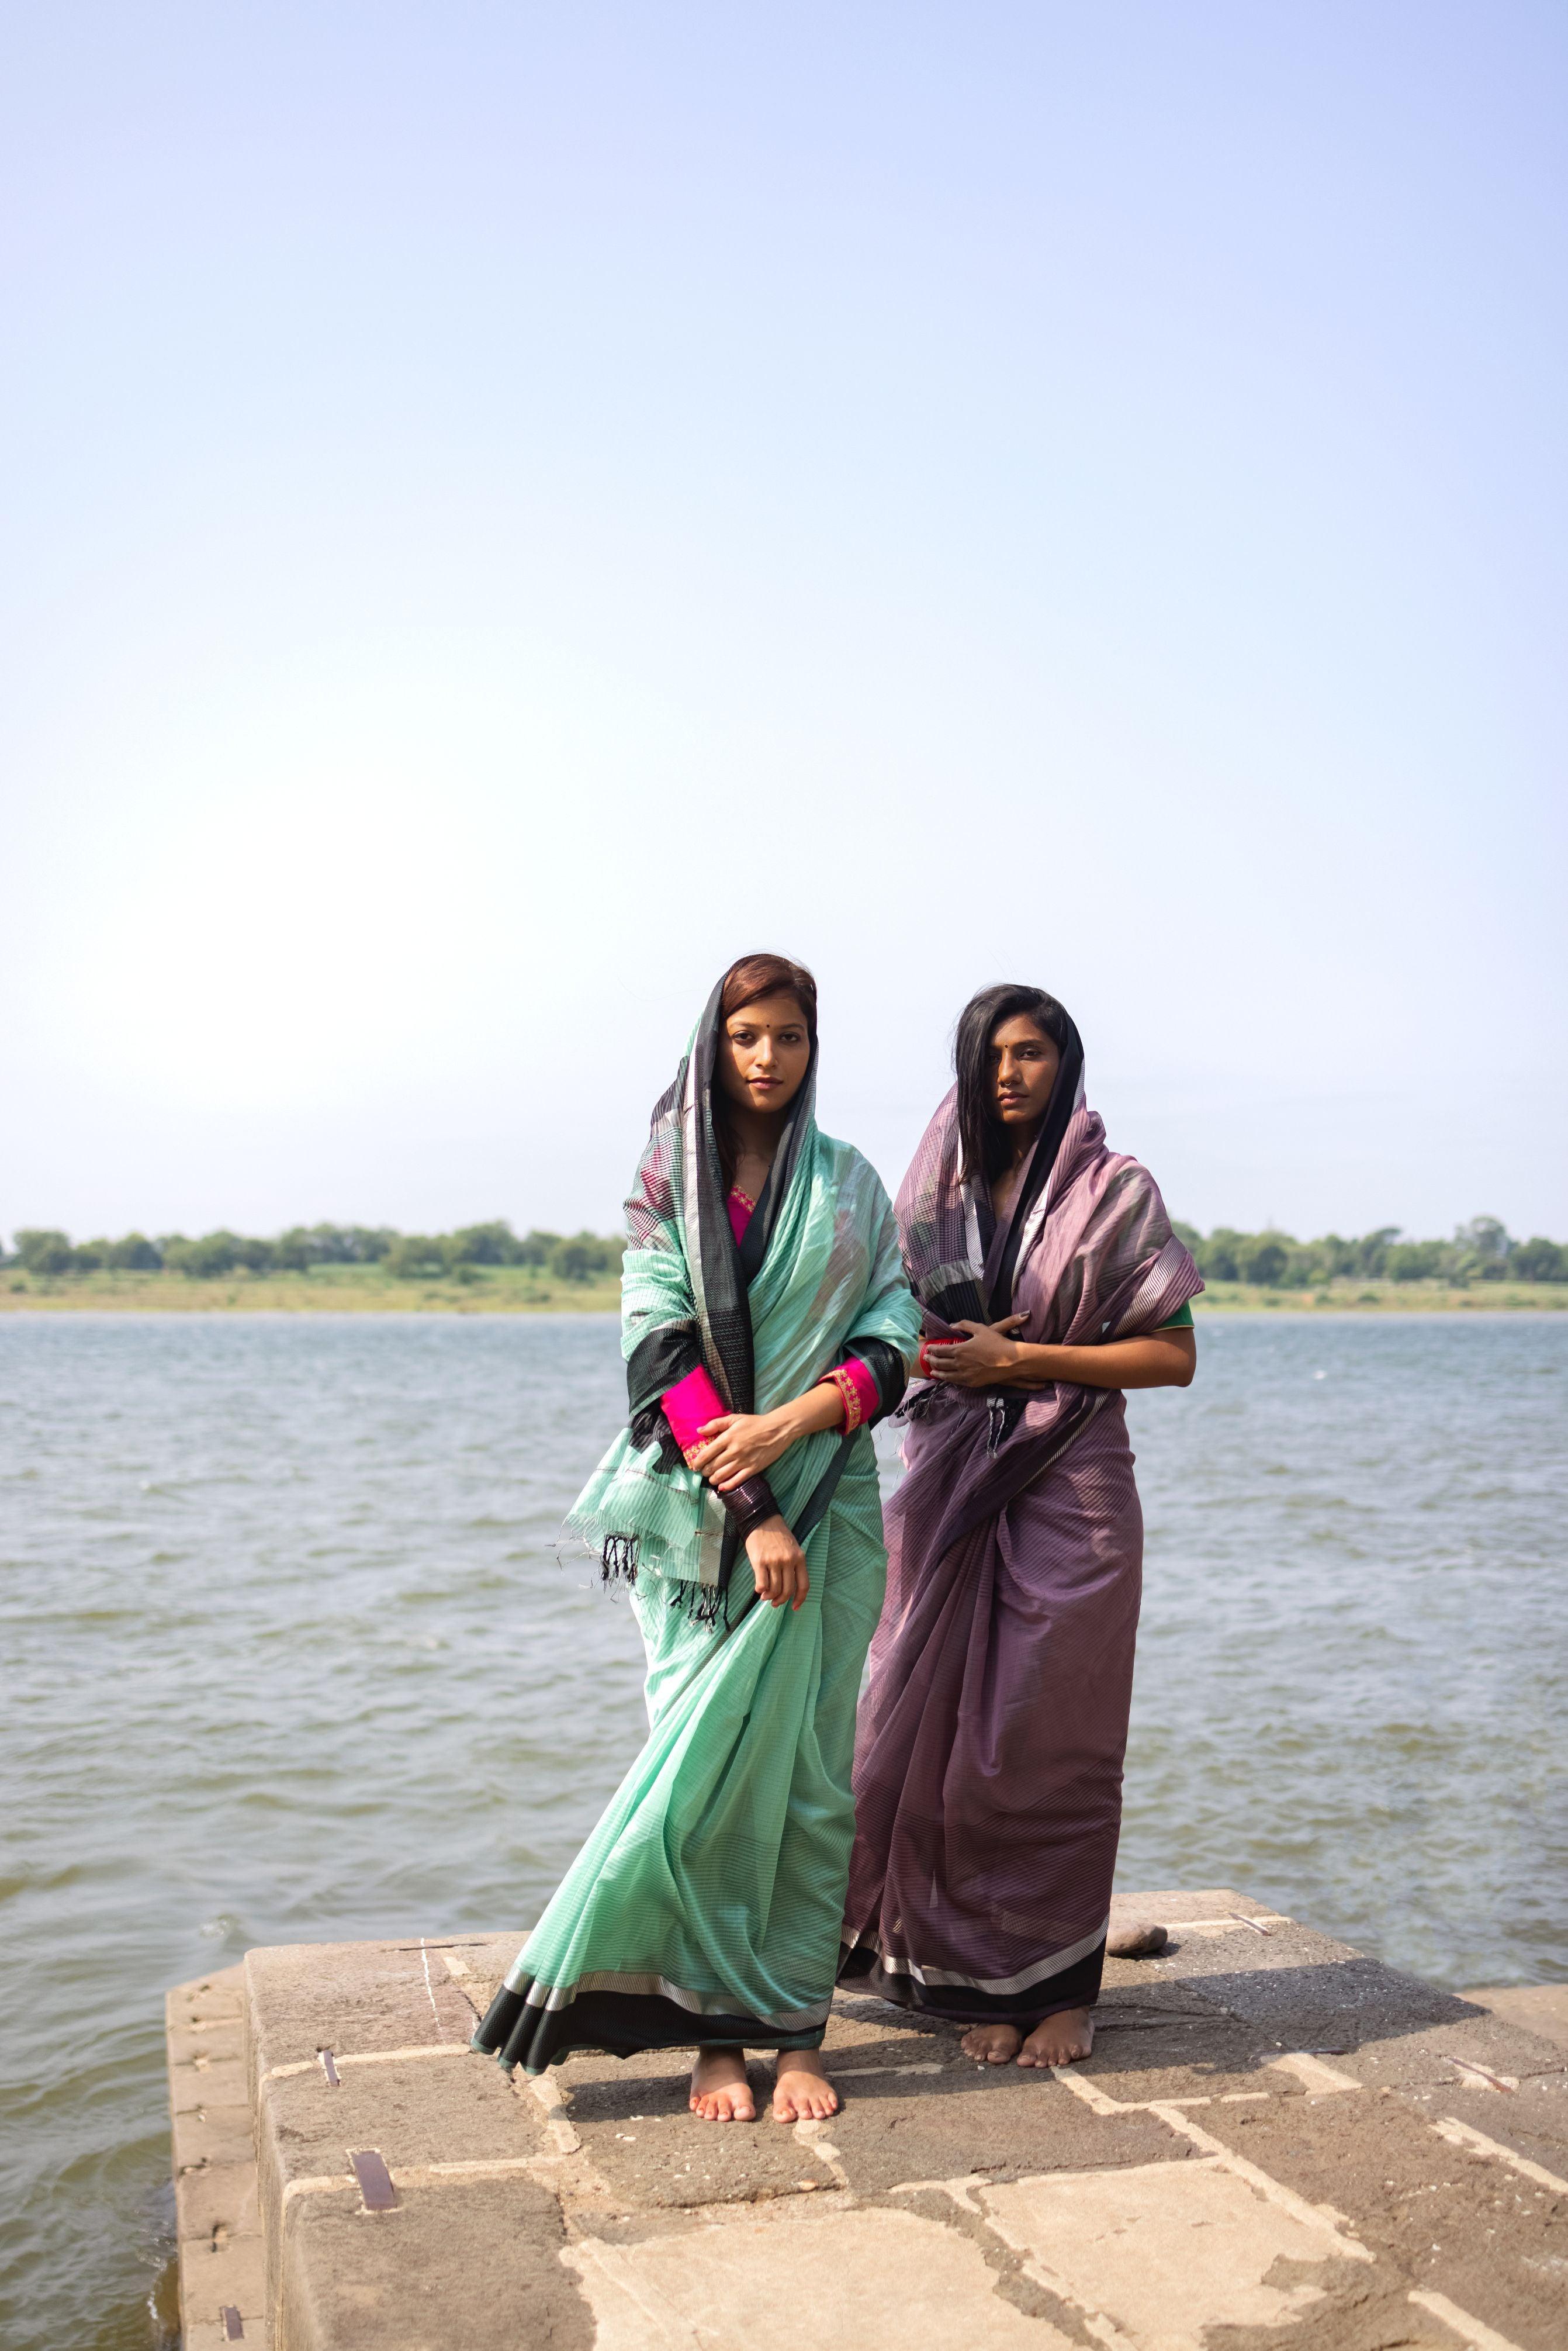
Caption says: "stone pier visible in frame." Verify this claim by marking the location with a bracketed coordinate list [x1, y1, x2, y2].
[165, 1890, 1568, 2351]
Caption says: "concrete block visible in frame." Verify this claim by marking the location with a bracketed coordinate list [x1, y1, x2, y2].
[178, 2229, 266, 2338]
[169, 1903, 1568, 2351]
[247, 1930, 556, 2337]
[169, 2017, 247, 2069]
[175, 2158, 263, 2244]
[980, 2158, 1361, 2349]
[554, 2048, 838, 2208]
[838, 2076, 1197, 2197]
[565, 2196, 1080, 2350]
[1193, 2086, 1567, 2351]
[278, 2176, 590, 2351]
[174, 2103, 259, 2175]
[1463, 1984, 1568, 2053]
[1325, 2013, 1568, 2096]
[172, 2053, 250, 2113]
[168, 1963, 248, 2026]
[1400, 2079, 1568, 2186]
[245, 1935, 519, 2082]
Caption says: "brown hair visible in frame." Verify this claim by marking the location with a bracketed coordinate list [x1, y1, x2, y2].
[713, 953, 818, 1190]
[718, 952, 818, 1042]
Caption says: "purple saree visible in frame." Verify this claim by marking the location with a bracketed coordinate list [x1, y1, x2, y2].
[840, 1072, 1202, 2028]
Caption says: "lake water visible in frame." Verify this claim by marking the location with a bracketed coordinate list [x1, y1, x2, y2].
[2, 1311, 1564, 2348]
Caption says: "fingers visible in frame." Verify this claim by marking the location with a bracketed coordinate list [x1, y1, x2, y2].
[747, 1541, 808, 1607]
[993, 1314, 1028, 1332]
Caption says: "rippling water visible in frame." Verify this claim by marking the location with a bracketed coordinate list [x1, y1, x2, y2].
[2, 1312, 1564, 2347]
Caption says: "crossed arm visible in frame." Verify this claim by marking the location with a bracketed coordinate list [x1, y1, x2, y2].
[678, 1375, 867, 1614]
[925, 1316, 1196, 1391]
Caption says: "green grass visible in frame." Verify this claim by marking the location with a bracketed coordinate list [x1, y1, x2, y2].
[1193, 1279, 1568, 1312]
[6, 1268, 1566, 1315]
[0, 1263, 624, 1314]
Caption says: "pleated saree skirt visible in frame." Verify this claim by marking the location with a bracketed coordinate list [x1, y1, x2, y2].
[473, 1440, 887, 2075]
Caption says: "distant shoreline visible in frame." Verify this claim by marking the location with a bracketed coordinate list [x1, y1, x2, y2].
[4, 1269, 1566, 1315]
[0, 1266, 624, 1314]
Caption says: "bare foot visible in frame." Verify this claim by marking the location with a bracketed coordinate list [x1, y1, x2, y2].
[770, 2048, 838, 2121]
[1018, 2007, 1095, 2067]
[690, 2045, 755, 2120]
[961, 2021, 1023, 2064]
[1106, 1920, 1169, 1959]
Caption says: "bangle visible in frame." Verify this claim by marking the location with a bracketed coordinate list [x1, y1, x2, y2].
[722, 1475, 779, 1540]
[817, 1365, 863, 1434]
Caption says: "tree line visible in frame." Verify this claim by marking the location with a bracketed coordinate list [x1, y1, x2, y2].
[1169, 1216, 1568, 1287]
[4, 1221, 625, 1284]
[6, 1213, 1567, 1289]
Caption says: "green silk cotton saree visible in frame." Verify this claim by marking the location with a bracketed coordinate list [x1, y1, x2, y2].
[472, 979, 920, 2075]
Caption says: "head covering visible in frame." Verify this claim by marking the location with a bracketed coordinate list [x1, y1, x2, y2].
[892, 1056, 1202, 1562]
[566, 974, 920, 1599]
[621, 969, 818, 1448]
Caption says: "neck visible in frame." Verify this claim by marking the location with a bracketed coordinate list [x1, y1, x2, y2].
[726, 1102, 786, 1167]
[1001, 1118, 1041, 1173]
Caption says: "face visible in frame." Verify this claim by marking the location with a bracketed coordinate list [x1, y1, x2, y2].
[989, 1014, 1061, 1133]
[717, 993, 812, 1118]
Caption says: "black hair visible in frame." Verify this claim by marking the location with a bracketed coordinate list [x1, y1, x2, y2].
[954, 983, 1078, 1185]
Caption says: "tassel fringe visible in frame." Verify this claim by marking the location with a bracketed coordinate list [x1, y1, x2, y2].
[597, 1536, 726, 1627]
[664, 1577, 726, 1627]
[601, 1533, 639, 1588]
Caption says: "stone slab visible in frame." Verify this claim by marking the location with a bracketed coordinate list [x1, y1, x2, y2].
[173, 1899, 1568, 2351]
[278, 2176, 589, 2351]
[178, 2231, 266, 2340]
[245, 1935, 506, 2079]
[167, 1966, 269, 2349]
[1194, 2085, 1568, 2351]
[1462, 1984, 1568, 2055]
[245, 1938, 552, 2333]
[979, 2156, 1359, 2349]
[565, 2196, 1081, 2350]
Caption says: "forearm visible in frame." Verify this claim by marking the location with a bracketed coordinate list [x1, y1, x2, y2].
[769, 1381, 848, 1444]
[1007, 1333, 1196, 1391]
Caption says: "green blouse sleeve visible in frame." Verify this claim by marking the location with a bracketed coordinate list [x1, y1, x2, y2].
[1155, 1299, 1194, 1330]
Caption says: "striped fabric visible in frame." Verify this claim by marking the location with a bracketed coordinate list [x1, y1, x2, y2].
[842, 1084, 1201, 2028]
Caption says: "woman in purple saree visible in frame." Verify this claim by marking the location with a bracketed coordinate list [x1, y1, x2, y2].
[840, 984, 1201, 2067]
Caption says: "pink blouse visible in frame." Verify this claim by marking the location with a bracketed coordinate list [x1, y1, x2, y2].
[659, 1185, 880, 1455]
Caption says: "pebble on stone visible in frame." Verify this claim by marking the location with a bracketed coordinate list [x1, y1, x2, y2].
[1106, 1921, 1170, 1959]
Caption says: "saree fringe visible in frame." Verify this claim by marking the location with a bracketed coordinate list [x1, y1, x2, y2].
[600, 1533, 639, 1588]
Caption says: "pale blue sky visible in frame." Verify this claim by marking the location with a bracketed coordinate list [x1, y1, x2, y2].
[3, 2, 1563, 1242]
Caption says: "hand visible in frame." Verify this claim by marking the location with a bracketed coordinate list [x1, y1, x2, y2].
[925, 1315, 1029, 1389]
[687, 1409, 793, 1489]
[745, 1514, 809, 1610]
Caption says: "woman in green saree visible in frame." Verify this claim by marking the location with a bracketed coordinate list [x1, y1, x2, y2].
[472, 954, 920, 2121]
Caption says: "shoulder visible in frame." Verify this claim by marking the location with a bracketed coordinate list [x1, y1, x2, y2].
[1071, 1150, 1176, 1250]
[815, 1133, 892, 1205]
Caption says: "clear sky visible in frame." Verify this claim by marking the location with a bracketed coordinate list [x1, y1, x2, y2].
[4, 2, 1564, 1244]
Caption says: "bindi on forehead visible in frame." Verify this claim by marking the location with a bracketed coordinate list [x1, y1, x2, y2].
[728, 998, 808, 1032]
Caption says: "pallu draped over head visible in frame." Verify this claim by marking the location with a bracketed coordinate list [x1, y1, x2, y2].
[890, 1049, 1202, 1551]
[841, 1045, 1202, 2028]
[473, 975, 920, 2076]
[565, 970, 916, 1610]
